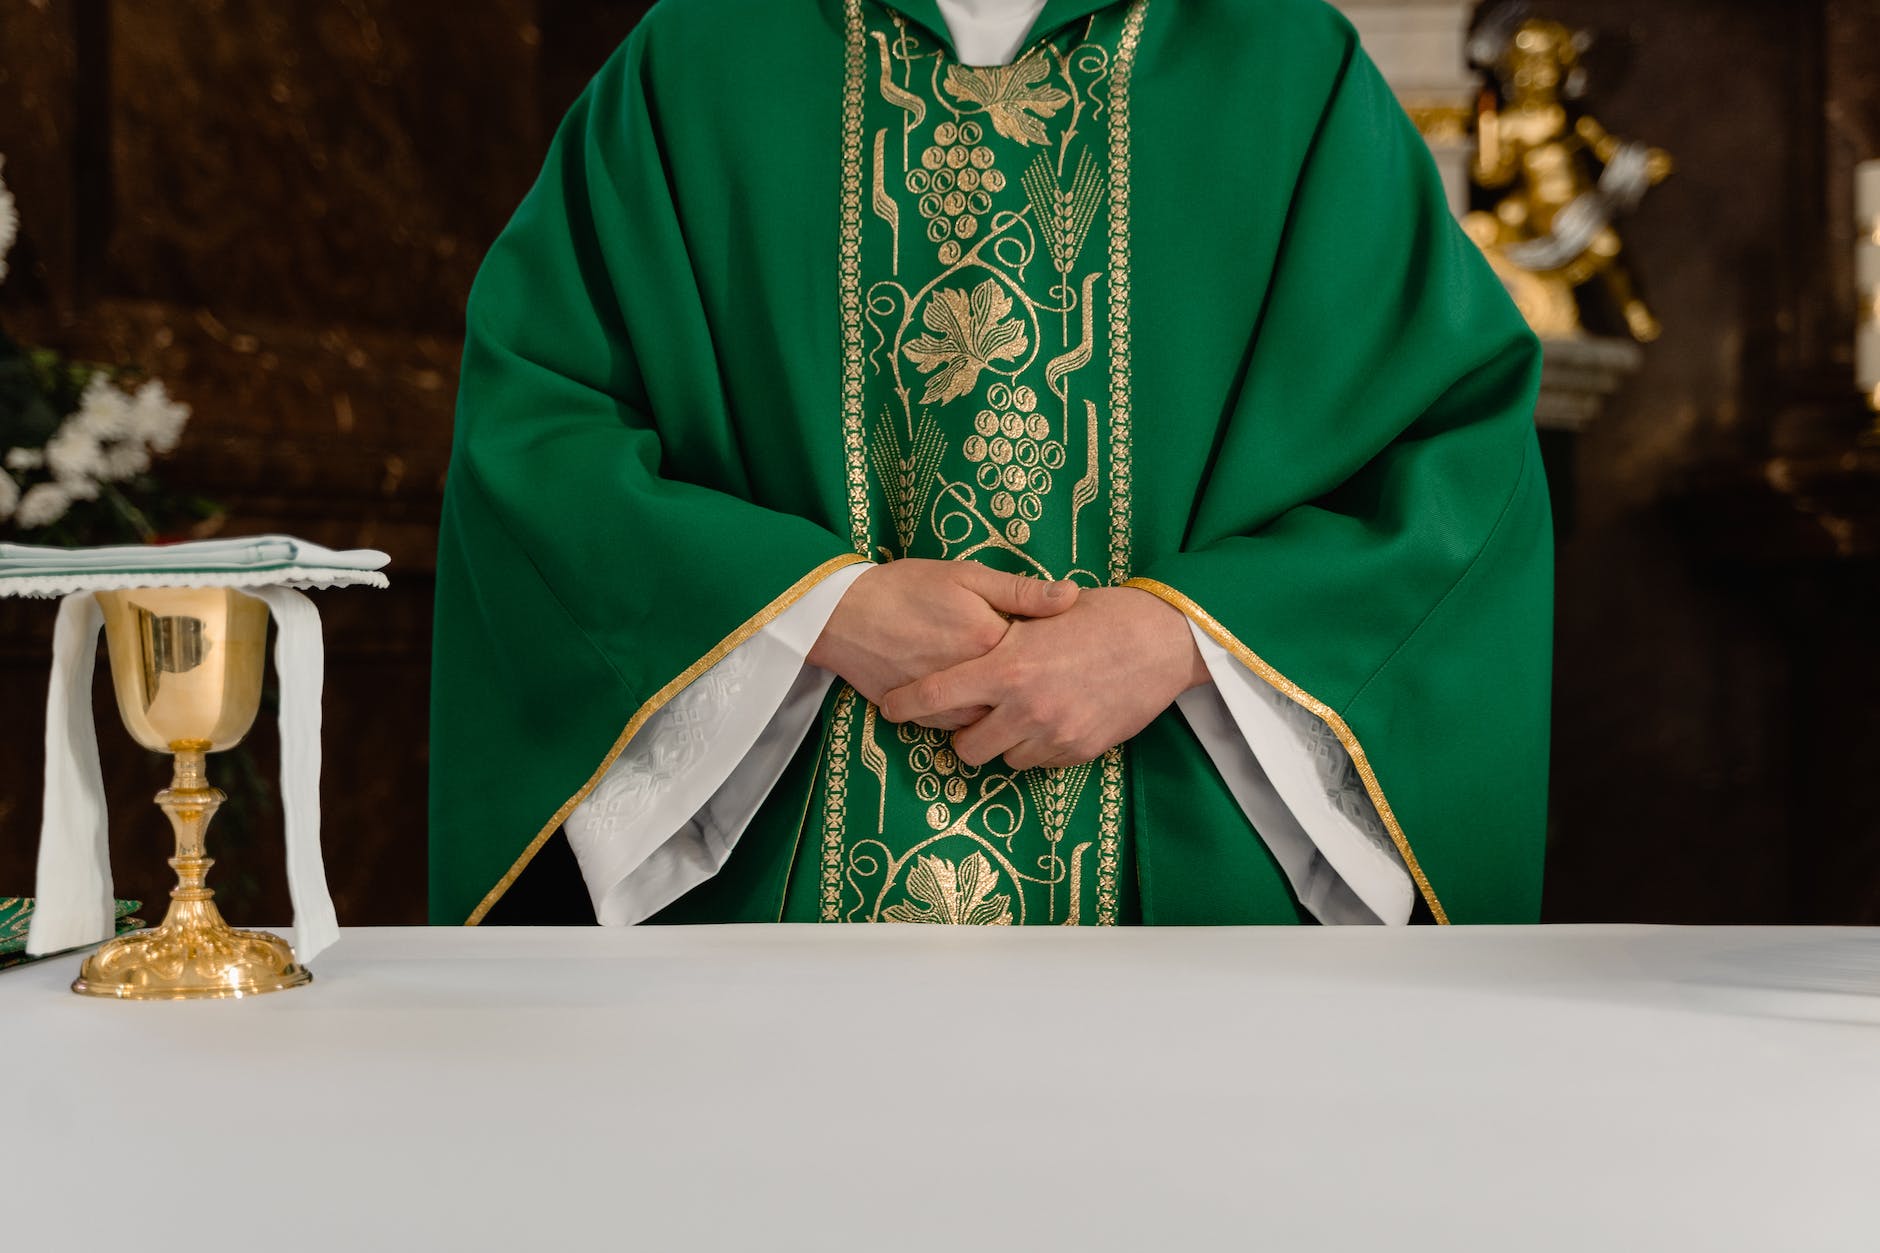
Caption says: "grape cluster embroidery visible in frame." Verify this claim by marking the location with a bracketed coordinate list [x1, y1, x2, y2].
[907, 121, 1006, 265]
[961, 381, 1064, 547]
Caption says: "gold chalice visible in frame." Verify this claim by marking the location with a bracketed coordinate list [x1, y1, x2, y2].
[71, 586, 311, 999]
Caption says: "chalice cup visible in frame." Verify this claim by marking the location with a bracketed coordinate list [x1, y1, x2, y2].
[71, 586, 312, 999]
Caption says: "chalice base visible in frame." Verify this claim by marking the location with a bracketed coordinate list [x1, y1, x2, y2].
[72, 898, 311, 1000]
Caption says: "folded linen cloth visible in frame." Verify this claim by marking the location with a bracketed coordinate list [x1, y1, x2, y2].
[0, 534, 389, 596]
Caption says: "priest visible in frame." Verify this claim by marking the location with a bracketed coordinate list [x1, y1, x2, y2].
[429, 0, 1552, 929]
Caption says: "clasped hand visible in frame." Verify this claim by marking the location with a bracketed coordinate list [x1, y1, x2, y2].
[806, 559, 1209, 771]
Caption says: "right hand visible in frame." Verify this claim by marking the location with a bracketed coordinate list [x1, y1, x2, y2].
[807, 559, 1079, 720]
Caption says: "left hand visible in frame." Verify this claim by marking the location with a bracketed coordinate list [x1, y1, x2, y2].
[878, 586, 1211, 771]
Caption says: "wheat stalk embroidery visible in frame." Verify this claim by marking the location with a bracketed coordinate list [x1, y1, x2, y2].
[1023, 147, 1104, 278]
[868, 407, 945, 556]
[1026, 761, 1096, 921]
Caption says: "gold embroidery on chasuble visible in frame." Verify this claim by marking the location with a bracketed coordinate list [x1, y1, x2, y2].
[808, 0, 1147, 926]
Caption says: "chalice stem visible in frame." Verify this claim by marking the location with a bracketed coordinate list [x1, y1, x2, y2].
[157, 741, 228, 930]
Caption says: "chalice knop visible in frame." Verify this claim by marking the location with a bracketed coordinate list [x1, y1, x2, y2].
[71, 586, 311, 999]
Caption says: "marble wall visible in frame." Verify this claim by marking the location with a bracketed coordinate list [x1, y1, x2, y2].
[0, 0, 1873, 925]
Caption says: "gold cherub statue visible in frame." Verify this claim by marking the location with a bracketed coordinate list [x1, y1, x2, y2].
[1465, 13, 1673, 342]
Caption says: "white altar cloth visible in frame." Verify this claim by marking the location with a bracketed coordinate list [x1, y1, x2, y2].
[4, 925, 1876, 1251]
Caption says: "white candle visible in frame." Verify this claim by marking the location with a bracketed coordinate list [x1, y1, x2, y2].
[1860, 238, 1880, 292]
[1861, 160, 1880, 238]
[1860, 161, 1880, 406]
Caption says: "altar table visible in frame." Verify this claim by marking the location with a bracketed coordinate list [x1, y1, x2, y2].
[5, 925, 1876, 1250]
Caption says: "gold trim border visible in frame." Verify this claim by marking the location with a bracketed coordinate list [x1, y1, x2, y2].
[464, 553, 873, 925]
[839, 0, 872, 555]
[1106, 0, 1145, 588]
[1094, 744, 1123, 924]
[1121, 576, 1452, 925]
[1091, 0, 1147, 924]
[818, 685, 860, 920]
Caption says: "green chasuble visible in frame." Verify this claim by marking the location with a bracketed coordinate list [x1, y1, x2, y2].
[428, 0, 1552, 928]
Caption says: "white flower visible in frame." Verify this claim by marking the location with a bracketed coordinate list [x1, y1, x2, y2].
[127, 379, 189, 454]
[40, 375, 192, 496]
[72, 374, 133, 441]
[4, 373, 192, 528]
[45, 417, 107, 494]
[15, 481, 71, 529]
[0, 153, 16, 285]
[101, 439, 152, 481]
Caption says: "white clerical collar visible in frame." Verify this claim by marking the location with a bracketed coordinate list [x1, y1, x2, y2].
[935, 0, 1050, 66]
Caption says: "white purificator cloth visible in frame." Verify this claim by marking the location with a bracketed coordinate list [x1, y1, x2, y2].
[4, 536, 389, 960]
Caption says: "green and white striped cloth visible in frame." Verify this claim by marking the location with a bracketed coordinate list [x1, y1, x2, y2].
[0, 534, 388, 598]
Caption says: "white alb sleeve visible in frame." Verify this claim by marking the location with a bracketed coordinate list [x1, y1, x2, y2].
[1174, 619, 1418, 925]
[564, 562, 871, 925]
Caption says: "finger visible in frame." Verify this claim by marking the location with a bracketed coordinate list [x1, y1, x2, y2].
[1005, 736, 1111, 771]
[955, 563, 1078, 620]
[914, 704, 992, 732]
[999, 737, 1056, 772]
[1035, 746, 1106, 770]
[949, 703, 1029, 769]
[880, 650, 1008, 725]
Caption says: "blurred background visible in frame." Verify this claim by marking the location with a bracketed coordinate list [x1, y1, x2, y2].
[1, 0, 1875, 927]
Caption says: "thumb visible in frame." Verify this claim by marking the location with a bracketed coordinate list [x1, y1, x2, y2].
[960, 565, 1079, 619]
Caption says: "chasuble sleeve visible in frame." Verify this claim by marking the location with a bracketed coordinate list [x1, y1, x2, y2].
[429, 35, 864, 926]
[1125, 30, 1552, 925]
[560, 564, 868, 926]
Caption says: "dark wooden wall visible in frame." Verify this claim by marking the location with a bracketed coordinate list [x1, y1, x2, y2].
[0, 0, 652, 923]
[0, 0, 1873, 925]
[1533, 0, 1880, 924]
